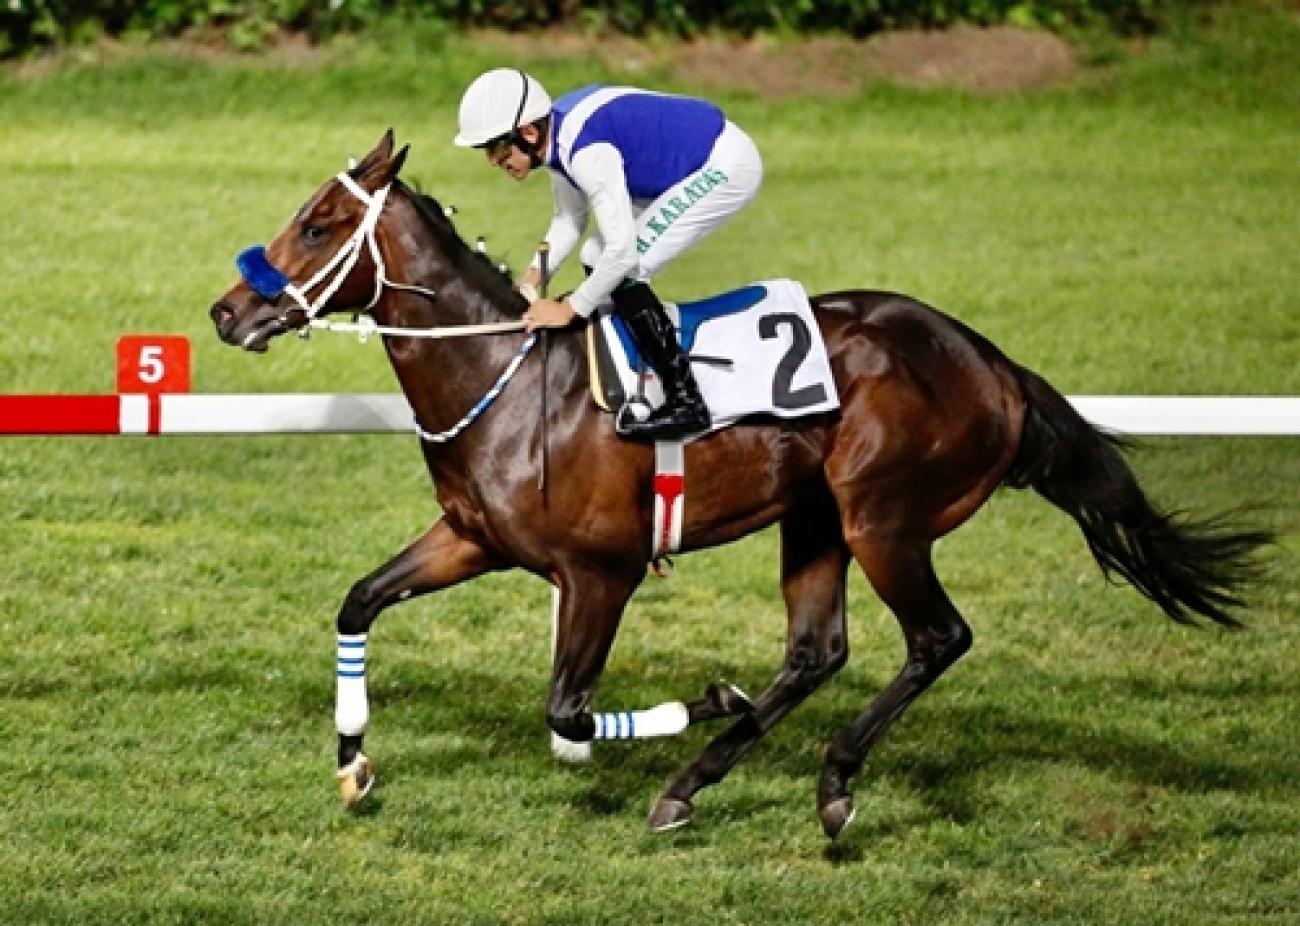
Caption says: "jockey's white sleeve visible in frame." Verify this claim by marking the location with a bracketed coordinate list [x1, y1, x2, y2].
[562, 143, 639, 318]
[534, 172, 587, 276]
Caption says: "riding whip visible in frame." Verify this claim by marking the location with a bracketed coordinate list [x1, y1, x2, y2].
[537, 241, 551, 495]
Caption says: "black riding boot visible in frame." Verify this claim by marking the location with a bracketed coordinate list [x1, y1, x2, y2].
[611, 282, 712, 440]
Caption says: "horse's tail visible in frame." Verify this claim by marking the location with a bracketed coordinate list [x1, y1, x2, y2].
[1003, 363, 1272, 627]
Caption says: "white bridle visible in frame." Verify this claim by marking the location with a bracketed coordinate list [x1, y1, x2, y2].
[266, 171, 526, 343]
[260, 169, 539, 444]
[277, 172, 398, 323]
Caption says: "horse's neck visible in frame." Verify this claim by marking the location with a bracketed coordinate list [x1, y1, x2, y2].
[375, 193, 521, 330]
[370, 195, 532, 438]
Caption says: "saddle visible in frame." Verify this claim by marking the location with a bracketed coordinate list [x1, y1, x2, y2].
[585, 280, 840, 434]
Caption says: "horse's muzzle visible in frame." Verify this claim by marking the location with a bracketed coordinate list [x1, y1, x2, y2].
[210, 299, 286, 353]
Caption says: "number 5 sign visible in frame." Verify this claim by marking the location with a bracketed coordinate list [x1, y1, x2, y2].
[116, 336, 191, 394]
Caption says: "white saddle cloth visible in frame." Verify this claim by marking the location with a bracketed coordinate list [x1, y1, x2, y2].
[596, 279, 840, 435]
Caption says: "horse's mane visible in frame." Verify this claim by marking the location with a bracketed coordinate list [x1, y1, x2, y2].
[398, 179, 525, 317]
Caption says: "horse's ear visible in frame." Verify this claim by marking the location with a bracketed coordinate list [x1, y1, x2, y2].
[351, 130, 406, 191]
[385, 144, 410, 185]
[353, 130, 395, 176]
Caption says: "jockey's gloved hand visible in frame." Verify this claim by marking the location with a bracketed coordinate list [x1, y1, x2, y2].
[517, 281, 539, 304]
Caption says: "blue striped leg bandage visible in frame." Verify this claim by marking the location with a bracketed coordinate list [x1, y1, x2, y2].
[591, 701, 690, 740]
[336, 633, 368, 736]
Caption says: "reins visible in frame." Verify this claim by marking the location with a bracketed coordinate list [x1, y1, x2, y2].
[413, 331, 539, 444]
[303, 316, 525, 342]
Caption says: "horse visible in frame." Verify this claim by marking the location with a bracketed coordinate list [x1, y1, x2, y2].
[208, 132, 1270, 838]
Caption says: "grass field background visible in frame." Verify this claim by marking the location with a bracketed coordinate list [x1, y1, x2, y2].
[1, 5, 1297, 923]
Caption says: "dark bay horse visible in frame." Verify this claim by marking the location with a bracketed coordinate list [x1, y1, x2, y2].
[209, 132, 1269, 838]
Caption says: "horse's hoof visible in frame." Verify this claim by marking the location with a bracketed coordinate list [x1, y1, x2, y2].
[648, 796, 694, 833]
[337, 753, 375, 807]
[819, 796, 856, 840]
[551, 733, 593, 764]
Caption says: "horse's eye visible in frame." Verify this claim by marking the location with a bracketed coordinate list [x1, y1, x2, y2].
[302, 224, 327, 243]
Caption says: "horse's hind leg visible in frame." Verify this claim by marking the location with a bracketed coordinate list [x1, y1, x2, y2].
[683, 681, 755, 725]
[818, 537, 972, 839]
[648, 490, 850, 831]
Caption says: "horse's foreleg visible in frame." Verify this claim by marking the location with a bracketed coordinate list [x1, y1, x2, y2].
[817, 537, 972, 839]
[648, 498, 851, 832]
[547, 585, 593, 762]
[335, 517, 498, 806]
[544, 564, 642, 747]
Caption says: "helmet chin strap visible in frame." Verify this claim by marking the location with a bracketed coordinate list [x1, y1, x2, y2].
[505, 68, 546, 169]
[513, 127, 546, 169]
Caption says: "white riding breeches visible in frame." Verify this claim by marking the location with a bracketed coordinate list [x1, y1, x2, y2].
[579, 120, 764, 284]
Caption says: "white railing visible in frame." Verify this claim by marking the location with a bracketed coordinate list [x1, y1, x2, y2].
[1, 394, 1299, 436]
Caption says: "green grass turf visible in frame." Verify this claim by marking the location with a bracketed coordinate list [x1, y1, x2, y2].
[1, 5, 1297, 923]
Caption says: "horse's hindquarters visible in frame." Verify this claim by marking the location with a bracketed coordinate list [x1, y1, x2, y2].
[812, 291, 1025, 540]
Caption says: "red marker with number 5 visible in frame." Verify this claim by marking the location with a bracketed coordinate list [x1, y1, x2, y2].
[116, 336, 190, 395]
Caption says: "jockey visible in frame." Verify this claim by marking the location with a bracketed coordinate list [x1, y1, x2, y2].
[454, 68, 764, 440]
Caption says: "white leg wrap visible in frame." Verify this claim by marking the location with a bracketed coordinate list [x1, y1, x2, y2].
[592, 701, 691, 740]
[336, 633, 369, 736]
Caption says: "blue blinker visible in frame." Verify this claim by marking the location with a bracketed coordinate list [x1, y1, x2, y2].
[236, 245, 290, 301]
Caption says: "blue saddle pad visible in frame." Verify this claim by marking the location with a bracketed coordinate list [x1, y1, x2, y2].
[612, 284, 768, 369]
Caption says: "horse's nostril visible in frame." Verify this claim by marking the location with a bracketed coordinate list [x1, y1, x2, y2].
[210, 301, 240, 344]
[210, 301, 236, 329]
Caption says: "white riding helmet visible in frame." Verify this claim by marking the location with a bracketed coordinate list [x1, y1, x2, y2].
[454, 69, 552, 148]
